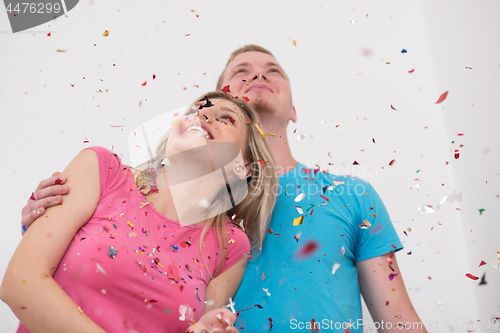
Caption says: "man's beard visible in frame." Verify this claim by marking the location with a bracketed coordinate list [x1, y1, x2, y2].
[251, 97, 276, 119]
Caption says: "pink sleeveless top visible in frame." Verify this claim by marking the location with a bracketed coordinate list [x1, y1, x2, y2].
[17, 146, 250, 333]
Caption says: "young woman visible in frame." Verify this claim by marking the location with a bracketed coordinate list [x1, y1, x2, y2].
[0, 91, 278, 333]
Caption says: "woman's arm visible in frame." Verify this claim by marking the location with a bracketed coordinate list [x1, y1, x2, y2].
[186, 257, 247, 332]
[0, 149, 106, 333]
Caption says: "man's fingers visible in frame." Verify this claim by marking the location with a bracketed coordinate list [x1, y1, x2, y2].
[21, 206, 46, 235]
[51, 171, 62, 177]
[33, 174, 67, 200]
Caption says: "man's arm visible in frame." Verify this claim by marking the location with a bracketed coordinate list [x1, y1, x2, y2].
[21, 172, 69, 235]
[357, 251, 428, 333]
[1, 150, 106, 333]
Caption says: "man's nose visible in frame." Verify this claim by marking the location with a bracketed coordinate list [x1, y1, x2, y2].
[250, 70, 267, 82]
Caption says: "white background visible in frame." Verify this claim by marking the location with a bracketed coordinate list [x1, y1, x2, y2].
[1, 1, 499, 332]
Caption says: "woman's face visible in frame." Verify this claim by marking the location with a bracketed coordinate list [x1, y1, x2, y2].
[168, 98, 249, 157]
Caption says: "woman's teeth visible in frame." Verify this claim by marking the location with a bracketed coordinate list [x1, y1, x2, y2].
[186, 126, 212, 139]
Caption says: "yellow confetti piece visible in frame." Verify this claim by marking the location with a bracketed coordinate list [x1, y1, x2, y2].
[359, 220, 372, 229]
[254, 124, 277, 138]
[228, 238, 235, 244]
[77, 306, 84, 313]
[292, 40, 297, 46]
[158, 263, 164, 269]
[128, 232, 137, 238]
[56, 49, 66, 52]
[120, 213, 124, 217]
[21, 279, 26, 285]
[103, 30, 109, 37]
[370, 212, 377, 217]
[127, 221, 134, 227]
[293, 215, 304, 226]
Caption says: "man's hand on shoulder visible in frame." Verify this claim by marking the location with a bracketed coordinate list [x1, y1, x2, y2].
[21, 172, 69, 235]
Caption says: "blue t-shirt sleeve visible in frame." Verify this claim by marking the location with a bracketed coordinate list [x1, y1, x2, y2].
[352, 179, 403, 262]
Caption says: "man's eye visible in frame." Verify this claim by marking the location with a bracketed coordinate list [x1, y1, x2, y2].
[185, 109, 196, 115]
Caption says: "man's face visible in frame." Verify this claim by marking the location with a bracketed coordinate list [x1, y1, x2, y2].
[219, 51, 296, 125]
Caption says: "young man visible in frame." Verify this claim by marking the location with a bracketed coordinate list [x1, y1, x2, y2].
[21, 45, 427, 332]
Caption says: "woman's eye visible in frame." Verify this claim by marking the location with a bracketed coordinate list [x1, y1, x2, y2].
[185, 109, 196, 115]
[220, 114, 236, 124]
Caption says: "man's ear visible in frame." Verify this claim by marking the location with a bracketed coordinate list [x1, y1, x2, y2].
[290, 106, 297, 123]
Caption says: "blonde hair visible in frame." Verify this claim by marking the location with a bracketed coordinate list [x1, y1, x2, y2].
[133, 91, 278, 275]
[216, 45, 275, 90]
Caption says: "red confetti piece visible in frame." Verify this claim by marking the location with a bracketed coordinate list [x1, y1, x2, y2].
[320, 194, 329, 201]
[302, 168, 312, 175]
[242, 96, 250, 101]
[261, 273, 265, 280]
[408, 68, 415, 73]
[457, 133, 464, 136]
[185, 34, 191, 36]
[344, 330, 350, 333]
[267, 229, 273, 234]
[465, 273, 479, 280]
[83, 141, 89, 143]
[55, 178, 62, 185]
[258, 159, 265, 167]
[153, 74, 156, 80]
[391, 243, 397, 248]
[389, 159, 396, 166]
[454, 149, 460, 159]
[386, 301, 390, 305]
[70, 84, 74, 87]
[309, 209, 314, 216]
[268, 317, 273, 329]
[479, 260, 487, 267]
[353, 161, 359, 165]
[221, 85, 231, 93]
[30, 192, 36, 201]
[428, 276, 432, 280]
[391, 105, 397, 110]
[227, 116, 236, 123]
[141, 81, 147, 86]
[167, 264, 179, 282]
[47, 32, 51, 36]
[246, 120, 252, 124]
[435, 91, 449, 104]
[311, 319, 320, 332]
[296, 240, 319, 259]
[372, 138, 376, 143]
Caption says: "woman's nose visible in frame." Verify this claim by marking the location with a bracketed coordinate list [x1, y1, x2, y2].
[198, 108, 213, 124]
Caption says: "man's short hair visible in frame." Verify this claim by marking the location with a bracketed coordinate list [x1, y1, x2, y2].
[216, 45, 275, 90]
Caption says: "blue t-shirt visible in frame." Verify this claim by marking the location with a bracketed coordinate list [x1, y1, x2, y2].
[234, 163, 403, 332]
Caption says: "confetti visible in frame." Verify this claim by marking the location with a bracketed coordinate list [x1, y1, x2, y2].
[454, 149, 460, 159]
[297, 133, 305, 140]
[296, 240, 319, 259]
[465, 273, 479, 280]
[254, 123, 277, 138]
[388, 273, 399, 281]
[311, 319, 320, 332]
[292, 40, 297, 46]
[96, 263, 108, 276]
[77, 306, 84, 313]
[340, 246, 345, 255]
[294, 193, 306, 202]
[258, 159, 265, 167]
[30, 192, 36, 201]
[479, 273, 487, 285]
[102, 30, 109, 37]
[332, 263, 341, 274]
[359, 220, 372, 229]
[417, 205, 434, 214]
[108, 246, 118, 259]
[435, 91, 449, 104]
[401, 49, 407, 53]
[295, 206, 303, 214]
[141, 81, 147, 86]
[242, 96, 250, 101]
[294, 231, 302, 242]
[268, 317, 273, 328]
[478, 208, 485, 215]
[56, 49, 66, 52]
[47, 32, 51, 36]
[168, 264, 179, 282]
[408, 68, 415, 73]
[221, 85, 231, 93]
[479, 260, 487, 267]
[389, 159, 396, 166]
[293, 215, 304, 226]
[391, 105, 397, 110]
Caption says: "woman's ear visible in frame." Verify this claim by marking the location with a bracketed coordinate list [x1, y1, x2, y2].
[233, 162, 252, 180]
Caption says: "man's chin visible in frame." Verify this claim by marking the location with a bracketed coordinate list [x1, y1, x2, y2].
[251, 98, 276, 117]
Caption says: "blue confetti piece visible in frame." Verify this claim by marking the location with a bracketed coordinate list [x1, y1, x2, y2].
[22, 225, 27, 232]
[171, 245, 179, 251]
[401, 49, 407, 53]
